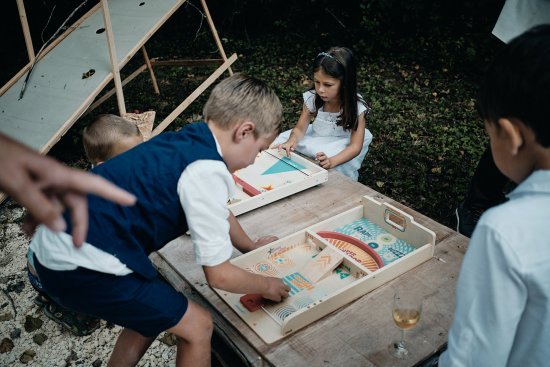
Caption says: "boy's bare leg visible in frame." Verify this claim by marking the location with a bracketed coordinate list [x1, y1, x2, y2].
[107, 328, 155, 367]
[168, 302, 213, 367]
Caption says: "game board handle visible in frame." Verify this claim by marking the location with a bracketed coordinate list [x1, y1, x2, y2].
[384, 207, 407, 232]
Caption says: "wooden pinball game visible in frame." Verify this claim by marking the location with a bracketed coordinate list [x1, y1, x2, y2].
[228, 149, 328, 216]
[215, 196, 436, 343]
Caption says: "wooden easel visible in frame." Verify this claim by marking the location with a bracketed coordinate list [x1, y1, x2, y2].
[1, 0, 235, 151]
[0, 0, 237, 204]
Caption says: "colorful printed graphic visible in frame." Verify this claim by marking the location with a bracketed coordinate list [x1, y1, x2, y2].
[262, 156, 307, 175]
[333, 218, 415, 265]
[242, 242, 354, 325]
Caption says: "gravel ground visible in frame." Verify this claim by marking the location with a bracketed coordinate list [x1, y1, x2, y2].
[0, 200, 178, 366]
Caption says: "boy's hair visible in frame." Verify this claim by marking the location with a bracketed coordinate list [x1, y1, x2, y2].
[477, 24, 550, 147]
[83, 114, 141, 163]
[312, 46, 366, 131]
[203, 73, 283, 137]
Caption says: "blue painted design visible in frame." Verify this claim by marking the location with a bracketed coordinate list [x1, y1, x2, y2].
[333, 218, 415, 265]
[262, 156, 306, 175]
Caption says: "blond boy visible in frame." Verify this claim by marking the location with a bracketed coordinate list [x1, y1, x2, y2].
[27, 114, 143, 336]
[29, 74, 289, 367]
[82, 114, 144, 166]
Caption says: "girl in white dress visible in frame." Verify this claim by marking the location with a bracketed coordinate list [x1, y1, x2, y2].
[272, 46, 372, 181]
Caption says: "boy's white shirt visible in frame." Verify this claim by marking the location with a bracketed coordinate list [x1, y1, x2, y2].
[439, 170, 550, 367]
[30, 135, 235, 274]
[492, 0, 550, 43]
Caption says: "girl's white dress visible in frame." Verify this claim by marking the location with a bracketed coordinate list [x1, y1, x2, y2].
[273, 90, 373, 181]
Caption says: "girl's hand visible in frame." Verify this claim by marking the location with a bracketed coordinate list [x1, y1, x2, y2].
[272, 138, 296, 158]
[272, 141, 295, 157]
[263, 277, 291, 302]
[316, 152, 333, 169]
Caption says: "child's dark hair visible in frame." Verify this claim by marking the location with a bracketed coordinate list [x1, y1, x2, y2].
[477, 24, 550, 147]
[311, 46, 367, 131]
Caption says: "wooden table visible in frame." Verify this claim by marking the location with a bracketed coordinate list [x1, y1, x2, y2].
[152, 171, 468, 366]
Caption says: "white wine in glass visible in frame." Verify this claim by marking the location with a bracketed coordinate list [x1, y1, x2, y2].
[389, 290, 423, 359]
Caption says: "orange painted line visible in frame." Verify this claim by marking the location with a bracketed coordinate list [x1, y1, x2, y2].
[233, 174, 261, 196]
[316, 231, 384, 269]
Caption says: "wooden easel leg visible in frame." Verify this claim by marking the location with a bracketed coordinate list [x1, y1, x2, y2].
[200, 0, 233, 76]
[141, 46, 160, 95]
[101, 0, 126, 115]
[16, 0, 35, 62]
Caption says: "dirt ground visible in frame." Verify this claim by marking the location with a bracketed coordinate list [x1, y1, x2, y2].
[0, 199, 179, 366]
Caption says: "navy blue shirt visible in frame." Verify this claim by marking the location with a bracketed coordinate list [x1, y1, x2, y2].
[65, 122, 224, 279]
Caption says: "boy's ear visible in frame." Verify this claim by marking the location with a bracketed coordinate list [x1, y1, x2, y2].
[234, 121, 256, 142]
[498, 118, 523, 156]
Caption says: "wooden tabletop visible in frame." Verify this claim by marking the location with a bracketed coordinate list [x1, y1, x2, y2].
[153, 171, 468, 366]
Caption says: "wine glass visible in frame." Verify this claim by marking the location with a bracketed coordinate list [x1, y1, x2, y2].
[388, 289, 423, 359]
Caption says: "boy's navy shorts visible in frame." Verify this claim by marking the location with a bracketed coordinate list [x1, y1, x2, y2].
[33, 256, 188, 337]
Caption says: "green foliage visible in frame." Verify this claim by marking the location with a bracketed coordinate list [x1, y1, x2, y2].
[47, 0, 503, 229]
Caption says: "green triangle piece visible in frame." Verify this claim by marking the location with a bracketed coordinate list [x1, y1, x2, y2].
[262, 156, 306, 175]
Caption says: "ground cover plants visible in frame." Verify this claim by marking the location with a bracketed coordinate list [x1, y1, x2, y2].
[4, 0, 506, 228]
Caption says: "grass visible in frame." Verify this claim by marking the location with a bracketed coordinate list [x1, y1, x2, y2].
[40, 0, 506, 229]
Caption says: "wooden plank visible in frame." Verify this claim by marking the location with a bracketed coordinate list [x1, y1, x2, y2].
[233, 174, 262, 196]
[151, 53, 238, 136]
[86, 64, 149, 113]
[0, 0, 188, 152]
[157, 173, 464, 366]
[141, 46, 160, 94]
[200, 0, 233, 76]
[16, 0, 35, 62]
[101, 0, 126, 115]
[300, 246, 344, 283]
[1, 3, 101, 97]
[151, 58, 225, 67]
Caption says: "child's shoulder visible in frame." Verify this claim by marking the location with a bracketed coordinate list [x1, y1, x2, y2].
[478, 171, 550, 242]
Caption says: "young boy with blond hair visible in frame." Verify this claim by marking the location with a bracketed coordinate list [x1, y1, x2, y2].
[29, 74, 290, 367]
[27, 114, 143, 336]
[82, 114, 144, 166]
[440, 25, 550, 366]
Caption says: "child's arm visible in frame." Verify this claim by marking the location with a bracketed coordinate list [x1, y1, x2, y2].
[228, 212, 277, 252]
[316, 113, 366, 169]
[203, 261, 290, 301]
[272, 104, 313, 157]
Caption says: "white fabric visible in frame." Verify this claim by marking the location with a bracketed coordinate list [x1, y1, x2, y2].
[29, 226, 133, 275]
[439, 170, 550, 367]
[178, 160, 235, 266]
[30, 134, 235, 273]
[492, 0, 550, 43]
[273, 91, 373, 181]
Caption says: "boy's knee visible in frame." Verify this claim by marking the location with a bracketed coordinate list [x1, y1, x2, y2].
[194, 307, 213, 340]
[171, 303, 213, 344]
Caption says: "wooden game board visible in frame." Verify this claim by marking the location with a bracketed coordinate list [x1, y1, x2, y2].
[228, 150, 328, 216]
[214, 196, 436, 343]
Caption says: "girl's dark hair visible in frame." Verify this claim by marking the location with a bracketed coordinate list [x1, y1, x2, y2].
[311, 46, 367, 131]
[477, 24, 550, 147]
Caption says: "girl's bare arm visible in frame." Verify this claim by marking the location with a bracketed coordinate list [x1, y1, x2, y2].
[272, 104, 313, 156]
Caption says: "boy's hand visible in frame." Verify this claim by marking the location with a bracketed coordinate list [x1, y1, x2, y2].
[253, 235, 278, 249]
[263, 277, 291, 302]
[316, 152, 332, 169]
